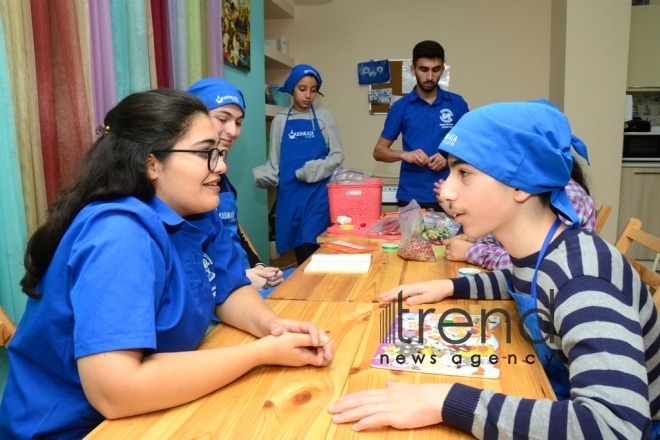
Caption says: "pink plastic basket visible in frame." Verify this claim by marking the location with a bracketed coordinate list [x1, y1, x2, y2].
[327, 178, 383, 225]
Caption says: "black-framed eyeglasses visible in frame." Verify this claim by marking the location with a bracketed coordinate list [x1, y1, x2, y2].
[161, 148, 227, 171]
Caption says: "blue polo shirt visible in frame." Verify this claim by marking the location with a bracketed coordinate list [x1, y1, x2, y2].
[381, 87, 468, 203]
[0, 196, 250, 439]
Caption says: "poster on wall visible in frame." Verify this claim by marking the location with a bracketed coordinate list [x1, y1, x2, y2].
[222, 0, 251, 71]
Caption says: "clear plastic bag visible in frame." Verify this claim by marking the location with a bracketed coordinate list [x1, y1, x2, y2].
[397, 200, 436, 262]
[366, 217, 400, 236]
[423, 211, 461, 244]
[330, 168, 365, 184]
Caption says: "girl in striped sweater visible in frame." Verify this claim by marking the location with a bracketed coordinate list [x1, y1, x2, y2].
[329, 100, 660, 439]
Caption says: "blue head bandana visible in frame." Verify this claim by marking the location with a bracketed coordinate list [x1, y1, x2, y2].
[187, 78, 246, 115]
[438, 99, 589, 227]
[280, 64, 322, 95]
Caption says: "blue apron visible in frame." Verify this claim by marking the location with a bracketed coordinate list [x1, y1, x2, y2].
[508, 219, 660, 438]
[217, 177, 249, 270]
[509, 218, 570, 400]
[275, 106, 330, 253]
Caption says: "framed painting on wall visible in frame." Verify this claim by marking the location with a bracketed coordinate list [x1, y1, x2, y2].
[222, 0, 251, 71]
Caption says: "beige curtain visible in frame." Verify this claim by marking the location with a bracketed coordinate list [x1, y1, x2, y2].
[75, 0, 96, 138]
[0, 1, 47, 235]
[144, 0, 158, 89]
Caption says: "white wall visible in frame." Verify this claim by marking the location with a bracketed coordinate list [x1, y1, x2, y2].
[267, 0, 631, 242]
[266, 0, 552, 184]
[559, 0, 631, 241]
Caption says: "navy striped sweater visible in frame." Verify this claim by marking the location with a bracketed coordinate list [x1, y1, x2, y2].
[443, 228, 660, 439]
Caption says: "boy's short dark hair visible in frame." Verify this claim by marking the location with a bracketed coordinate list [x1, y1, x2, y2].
[412, 40, 445, 66]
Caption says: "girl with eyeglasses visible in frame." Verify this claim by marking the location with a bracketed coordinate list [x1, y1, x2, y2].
[0, 89, 333, 439]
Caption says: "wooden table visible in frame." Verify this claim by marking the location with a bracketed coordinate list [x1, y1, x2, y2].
[317, 230, 396, 244]
[87, 300, 374, 439]
[268, 246, 482, 303]
[87, 249, 554, 439]
[328, 300, 555, 439]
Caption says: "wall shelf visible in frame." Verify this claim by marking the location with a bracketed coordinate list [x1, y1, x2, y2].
[264, 44, 295, 69]
[264, 0, 294, 19]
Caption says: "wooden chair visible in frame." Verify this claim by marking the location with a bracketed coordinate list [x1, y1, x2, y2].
[238, 222, 261, 261]
[615, 218, 660, 296]
[0, 306, 16, 347]
[594, 204, 611, 235]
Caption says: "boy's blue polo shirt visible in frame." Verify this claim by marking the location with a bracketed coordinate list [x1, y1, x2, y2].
[381, 87, 468, 203]
[0, 196, 250, 439]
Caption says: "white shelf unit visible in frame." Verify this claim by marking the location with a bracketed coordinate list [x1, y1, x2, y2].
[264, 0, 294, 19]
[264, 1, 295, 120]
[264, 43, 295, 70]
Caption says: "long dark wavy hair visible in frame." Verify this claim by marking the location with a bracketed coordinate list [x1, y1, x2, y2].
[21, 89, 208, 298]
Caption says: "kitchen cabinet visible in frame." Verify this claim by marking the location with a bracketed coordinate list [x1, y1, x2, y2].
[627, 5, 660, 91]
[617, 164, 660, 260]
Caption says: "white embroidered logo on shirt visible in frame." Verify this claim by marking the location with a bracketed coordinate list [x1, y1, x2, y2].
[202, 252, 216, 282]
[218, 210, 236, 222]
[440, 109, 454, 124]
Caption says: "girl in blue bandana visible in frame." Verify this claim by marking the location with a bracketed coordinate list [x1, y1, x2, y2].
[253, 64, 345, 265]
[188, 78, 287, 294]
[330, 100, 660, 440]
[0, 90, 333, 440]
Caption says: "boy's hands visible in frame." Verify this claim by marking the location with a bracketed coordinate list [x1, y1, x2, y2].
[379, 280, 454, 305]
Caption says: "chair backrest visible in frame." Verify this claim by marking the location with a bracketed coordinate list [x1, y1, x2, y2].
[615, 218, 660, 296]
[594, 204, 611, 235]
[238, 222, 261, 262]
[0, 306, 16, 347]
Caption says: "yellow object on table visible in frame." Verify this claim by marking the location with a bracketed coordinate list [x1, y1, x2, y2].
[432, 244, 446, 259]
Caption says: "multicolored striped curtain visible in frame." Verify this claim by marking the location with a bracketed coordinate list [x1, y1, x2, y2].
[0, 16, 29, 322]
[0, 0, 225, 323]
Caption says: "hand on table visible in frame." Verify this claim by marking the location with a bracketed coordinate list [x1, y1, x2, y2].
[401, 149, 429, 166]
[427, 153, 447, 171]
[259, 332, 334, 367]
[246, 266, 284, 290]
[328, 381, 452, 431]
[379, 280, 453, 306]
[444, 236, 473, 262]
[263, 318, 334, 365]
